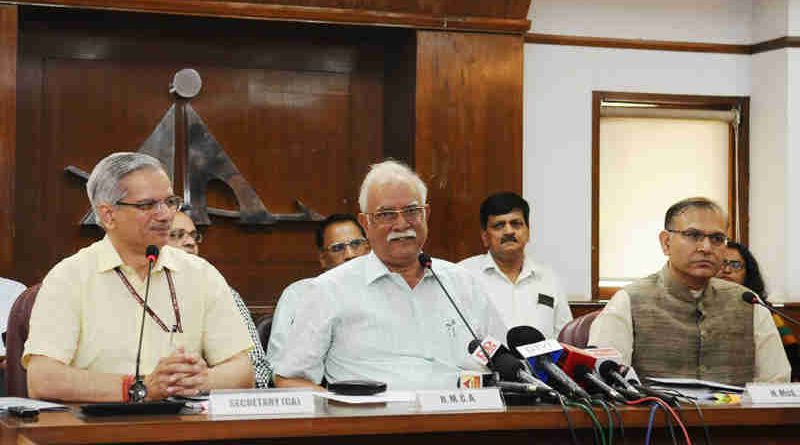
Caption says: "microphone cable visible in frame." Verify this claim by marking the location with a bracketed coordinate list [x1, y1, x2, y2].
[556, 394, 580, 445]
[591, 398, 615, 445]
[606, 402, 626, 445]
[625, 397, 692, 445]
[683, 397, 712, 445]
[644, 403, 659, 445]
[565, 399, 606, 445]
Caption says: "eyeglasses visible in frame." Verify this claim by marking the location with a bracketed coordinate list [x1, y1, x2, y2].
[721, 259, 744, 270]
[116, 195, 183, 213]
[168, 228, 203, 243]
[324, 238, 368, 253]
[366, 205, 426, 225]
[666, 229, 728, 247]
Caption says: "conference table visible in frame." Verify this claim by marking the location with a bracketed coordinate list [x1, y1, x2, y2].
[1, 397, 799, 444]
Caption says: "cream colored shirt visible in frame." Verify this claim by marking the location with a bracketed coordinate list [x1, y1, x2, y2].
[588, 289, 791, 383]
[23, 237, 252, 375]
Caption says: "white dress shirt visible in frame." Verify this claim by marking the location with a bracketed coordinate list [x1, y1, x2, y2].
[0, 277, 26, 355]
[267, 278, 314, 365]
[275, 251, 508, 390]
[459, 252, 572, 339]
[588, 289, 791, 383]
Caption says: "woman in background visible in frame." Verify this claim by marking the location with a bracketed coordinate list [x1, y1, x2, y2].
[718, 241, 799, 381]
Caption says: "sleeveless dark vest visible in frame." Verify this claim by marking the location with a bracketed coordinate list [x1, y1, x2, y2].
[625, 265, 754, 385]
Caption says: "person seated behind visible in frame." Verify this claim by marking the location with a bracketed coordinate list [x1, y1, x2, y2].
[267, 214, 370, 364]
[0, 277, 26, 395]
[588, 197, 789, 385]
[168, 210, 272, 388]
[460, 192, 572, 338]
[717, 241, 800, 381]
[24, 152, 253, 402]
[274, 160, 506, 390]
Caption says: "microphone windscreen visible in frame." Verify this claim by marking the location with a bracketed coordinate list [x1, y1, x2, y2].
[417, 252, 432, 268]
[145, 245, 159, 262]
[506, 326, 546, 358]
[467, 339, 481, 354]
[598, 361, 620, 379]
[573, 364, 591, 383]
[741, 291, 757, 305]
[492, 352, 524, 382]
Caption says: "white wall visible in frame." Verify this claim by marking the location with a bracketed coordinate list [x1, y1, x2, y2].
[523, 44, 750, 300]
[753, 0, 788, 42]
[529, 0, 753, 44]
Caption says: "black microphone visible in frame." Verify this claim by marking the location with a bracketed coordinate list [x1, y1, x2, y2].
[742, 291, 800, 328]
[598, 361, 645, 400]
[627, 380, 680, 406]
[419, 253, 493, 366]
[492, 352, 559, 399]
[507, 326, 591, 400]
[574, 364, 626, 403]
[129, 244, 159, 403]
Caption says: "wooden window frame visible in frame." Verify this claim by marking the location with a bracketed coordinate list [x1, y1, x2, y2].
[591, 91, 750, 300]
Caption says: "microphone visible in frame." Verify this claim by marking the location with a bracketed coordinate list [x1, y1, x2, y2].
[598, 361, 645, 400]
[129, 244, 159, 403]
[492, 351, 559, 399]
[627, 380, 680, 406]
[467, 337, 511, 369]
[419, 253, 493, 366]
[573, 364, 626, 403]
[507, 326, 590, 400]
[742, 291, 800, 328]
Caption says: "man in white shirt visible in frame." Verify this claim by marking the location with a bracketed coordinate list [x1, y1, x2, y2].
[267, 214, 370, 365]
[460, 192, 572, 338]
[588, 197, 790, 385]
[274, 160, 506, 390]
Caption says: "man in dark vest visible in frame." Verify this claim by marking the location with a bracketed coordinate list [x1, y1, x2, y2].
[588, 197, 789, 385]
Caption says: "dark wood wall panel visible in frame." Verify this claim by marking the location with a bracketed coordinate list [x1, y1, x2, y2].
[0, 5, 16, 281]
[15, 8, 391, 306]
[414, 31, 523, 262]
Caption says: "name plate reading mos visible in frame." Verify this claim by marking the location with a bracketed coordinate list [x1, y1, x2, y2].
[745, 383, 800, 406]
[209, 389, 315, 416]
[417, 388, 504, 412]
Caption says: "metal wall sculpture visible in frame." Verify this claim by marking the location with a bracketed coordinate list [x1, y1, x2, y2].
[66, 69, 323, 226]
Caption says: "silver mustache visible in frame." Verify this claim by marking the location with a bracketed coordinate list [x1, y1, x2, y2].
[387, 229, 417, 242]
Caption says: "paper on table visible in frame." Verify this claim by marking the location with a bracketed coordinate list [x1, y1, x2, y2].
[0, 397, 69, 411]
[645, 377, 744, 392]
[315, 391, 416, 404]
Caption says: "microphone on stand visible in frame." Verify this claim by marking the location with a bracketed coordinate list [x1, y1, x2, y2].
[419, 253, 494, 367]
[128, 245, 159, 403]
[742, 291, 800, 328]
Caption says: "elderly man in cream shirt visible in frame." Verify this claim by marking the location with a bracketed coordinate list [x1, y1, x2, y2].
[589, 197, 789, 385]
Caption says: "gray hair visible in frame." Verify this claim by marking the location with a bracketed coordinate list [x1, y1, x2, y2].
[86, 152, 167, 226]
[664, 196, 729, 229]
[358, 159, 428, 212]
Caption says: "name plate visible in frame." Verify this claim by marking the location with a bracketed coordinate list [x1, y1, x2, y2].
[516, 339, 562, 359]
[209, 389, 315, 416]
[417, 388, 504, 412]
[745, 383, 800, 405]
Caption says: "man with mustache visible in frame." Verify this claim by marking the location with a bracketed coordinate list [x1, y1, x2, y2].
[273, 160, 506, 390]
[588, 197, 789, 384]
[460, 192, 572, 338]
[24, 152, 254, 401]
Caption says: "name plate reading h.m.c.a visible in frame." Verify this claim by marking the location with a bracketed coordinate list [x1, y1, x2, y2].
[209, 389, 315, 416]
[745, 383, 800, 406]
[417, 388, 505, 412]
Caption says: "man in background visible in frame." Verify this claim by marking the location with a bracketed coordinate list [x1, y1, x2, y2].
[168, 210, 272, 388]
[267, 214, 370, 364]
[460, 192, 572, 338]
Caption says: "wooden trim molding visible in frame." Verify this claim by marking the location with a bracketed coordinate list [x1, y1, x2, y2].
[8, 1, 532, 34]
[525, 33, 750, 54]
[526, 32, 800, 55]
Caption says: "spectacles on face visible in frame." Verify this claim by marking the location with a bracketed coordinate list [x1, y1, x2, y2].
[324, 238, 368, 253]
[168, 228, 203, 243]
[116, 195, 184, 213]
[721, 259, 744, 271]
[366, 205, 426, 225]
[666, 229, 728, 247]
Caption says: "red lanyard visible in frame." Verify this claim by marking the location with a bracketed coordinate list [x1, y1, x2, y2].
[114, 267, 183, 333]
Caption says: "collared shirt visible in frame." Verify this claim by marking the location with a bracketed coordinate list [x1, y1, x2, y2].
[230, 288, 272, 388]
[23, 236, 253, 375]
[274, 252, 508, 390]
[459, 252, 572, 339]
[267, 278, 314, 365]
[0, 277, 26, 355]
[588, 288, 791, 383]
